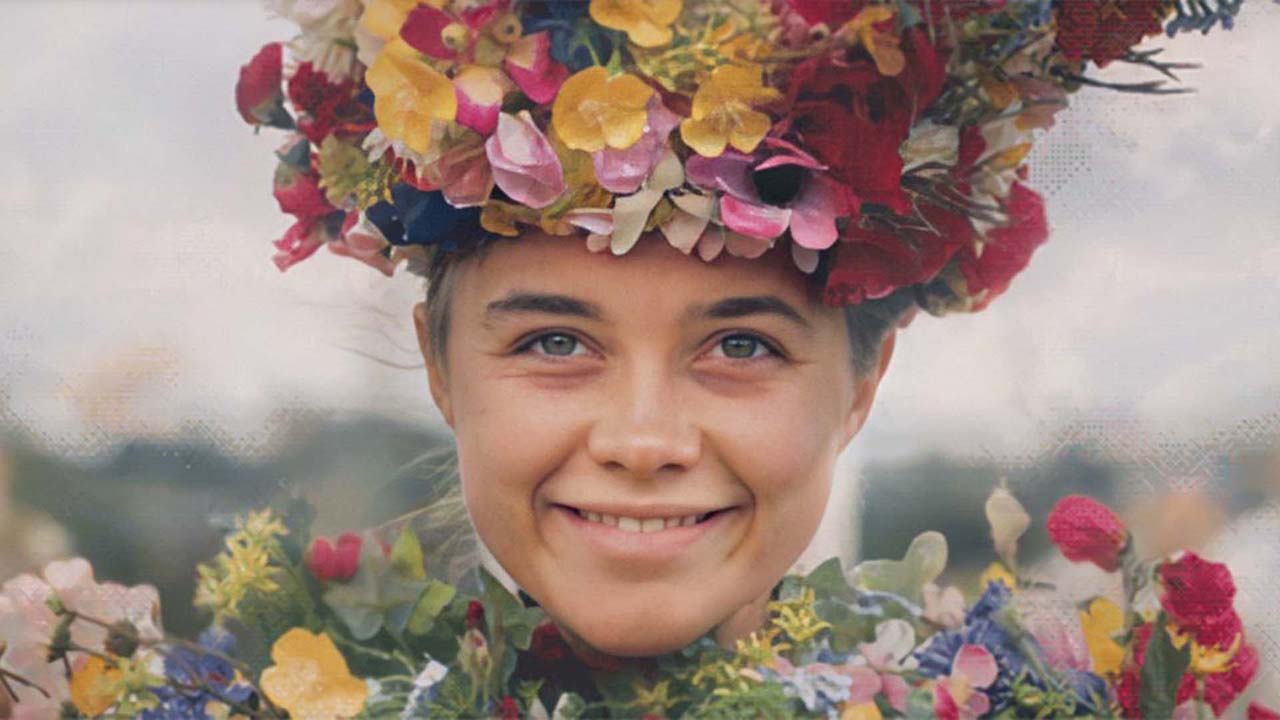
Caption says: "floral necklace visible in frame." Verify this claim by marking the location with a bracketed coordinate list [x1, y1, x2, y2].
[1, 491, 1272, 719]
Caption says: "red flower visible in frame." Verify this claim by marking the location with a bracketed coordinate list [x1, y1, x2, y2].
[952, 182, 1050, 311]
[1249, 703, 1280, 720]
[274, 162, 335, 220]
[1055, 0, 1169, 67]
[823, 204, 972, 306]
[529, 622, 570, 662]
[498, 696, 519, 720]
[1046, 495, 1129, 572]
[1158, 553, 1235, 625]
[466, 600, 486, 629]
[1158, 552, 1241, 648]
[286, 63, 374, 144]
[786, 27, 945, 214]
[1203, 643, 1259, 716]
[236, 43, 290, 128]
[783, 0, 868, 27]
[305, 532, 363, 582]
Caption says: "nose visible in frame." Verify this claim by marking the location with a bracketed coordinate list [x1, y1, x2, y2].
[586, 360, 702, 479]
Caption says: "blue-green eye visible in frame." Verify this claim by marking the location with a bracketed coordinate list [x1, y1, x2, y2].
[715, 334, 773, 359]
[526, 333, 582, 357]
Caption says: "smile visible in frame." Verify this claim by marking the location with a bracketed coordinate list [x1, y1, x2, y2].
[549, 503, 739, 561]
[570, 508, 714, 532]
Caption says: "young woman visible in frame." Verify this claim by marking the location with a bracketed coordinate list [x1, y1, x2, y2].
[410, 229, 900, 659]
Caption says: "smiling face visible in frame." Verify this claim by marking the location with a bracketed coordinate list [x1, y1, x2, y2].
[415, 233, 893, 657]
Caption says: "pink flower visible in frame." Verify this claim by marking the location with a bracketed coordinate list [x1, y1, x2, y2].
[685, 143, 857, 250]
[329, 211, 398, 276]
[236, 42, 288, 127]
[306, 532, 364, 582]
[1046, 495, 1129, 572]
[485, 111, 565, 208]
[592, 97, 681, 194]
[0, 558, 163, 710]
[933, 644, 998, 720]
[399, 4, 567, 135]
[1011, 588, 1091, 673]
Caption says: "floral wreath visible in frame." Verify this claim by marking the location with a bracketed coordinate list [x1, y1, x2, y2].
[240, 0, 1242, 313]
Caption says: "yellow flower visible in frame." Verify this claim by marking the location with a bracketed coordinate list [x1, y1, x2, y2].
[590, 0, 683, 48]
[767, 587, 832, 645]
[552, 67, 655, 152]
[679, 64, 780, 157]
[979, 562, 1017, 592]
[841, 702, 885, 720]
[839, 6, 905, 77]
[235, 509, 288, 547]
[71, 656, 123, 716]
[1079, 598, 1126, 677]
[366, 38, 457, 156]
[261, 629, 368, 720]
[358, 0, 429, 43]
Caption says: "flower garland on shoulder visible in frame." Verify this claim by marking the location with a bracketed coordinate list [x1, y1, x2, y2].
[239, 0, 1245, 315]
[2, 489, 1276, 719]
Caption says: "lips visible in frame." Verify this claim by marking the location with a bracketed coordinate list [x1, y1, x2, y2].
[549, 503, 739, 561]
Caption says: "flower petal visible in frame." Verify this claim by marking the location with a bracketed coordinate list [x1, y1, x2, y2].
[454, 65, 513, 136]
[504, 32, 569, 104]
[788, 175, 852, 250]
[720, 195, 791, 240]
[952, 644, 998, 689]
[485, 111, 565, 208]
[684, 151, 757, 200]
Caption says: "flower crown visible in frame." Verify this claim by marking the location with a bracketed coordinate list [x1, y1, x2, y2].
[238, 0, 1240, 311]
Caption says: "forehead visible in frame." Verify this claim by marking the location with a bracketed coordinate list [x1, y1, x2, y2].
[453, 233, 825, 312]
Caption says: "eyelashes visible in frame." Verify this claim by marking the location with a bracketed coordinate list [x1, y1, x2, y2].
[512, 330, 786, 363]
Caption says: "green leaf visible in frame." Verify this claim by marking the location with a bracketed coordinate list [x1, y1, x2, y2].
[390, 525, 426, 580]
[851, 531, 948, 603]
[481, 567, 543, 651]
[407, 579, 458, 635]
[1139, 615, 1192, 720]
[803, 557, 856, 604]
[551, 692, 587, 720]
[323, 539, 428, 640]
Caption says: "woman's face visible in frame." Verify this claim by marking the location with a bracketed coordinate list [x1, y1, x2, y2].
[416, 234, 892, 656]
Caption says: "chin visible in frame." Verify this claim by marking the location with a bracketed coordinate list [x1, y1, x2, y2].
[557, 603, 711, 657]
[542, 589, 721, 655]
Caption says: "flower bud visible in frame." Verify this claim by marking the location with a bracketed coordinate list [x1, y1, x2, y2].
[105, 619, 140, 658]
[1046, 495, 1129, 572]
[306, 532, 363, 582]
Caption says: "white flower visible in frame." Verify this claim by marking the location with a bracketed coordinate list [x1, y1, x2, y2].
[267, 0, 364, 80]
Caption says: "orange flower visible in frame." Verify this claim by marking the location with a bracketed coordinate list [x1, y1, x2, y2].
[260, 628, 367, 720]
[679, 64, 780, 157]
[552, 67, 655, 152]
[365, 39, 457, 155]
[589, 0, 683, 48]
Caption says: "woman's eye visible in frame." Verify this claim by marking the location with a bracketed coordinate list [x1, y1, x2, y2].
[714, 334, 775, 360]
[523, 332, 583, 357]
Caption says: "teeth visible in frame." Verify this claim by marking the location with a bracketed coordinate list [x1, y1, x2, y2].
[575, 510, 713, 532]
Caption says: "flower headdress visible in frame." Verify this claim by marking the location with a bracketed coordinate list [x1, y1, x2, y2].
[239, 0, 1241, 313]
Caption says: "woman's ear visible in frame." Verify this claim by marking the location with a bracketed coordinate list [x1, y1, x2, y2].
[841, 330, 897, 449]
[412, 302, 455, 428]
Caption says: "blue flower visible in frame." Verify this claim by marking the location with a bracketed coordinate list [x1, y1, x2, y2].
[916, 582, 1023, 712]
[1063, 669, 1111, 716]
[764, 664, 852, 718]
[521, 2, 619, 71]
[366, 184, 484, 251]
[143, 626, 254, 720]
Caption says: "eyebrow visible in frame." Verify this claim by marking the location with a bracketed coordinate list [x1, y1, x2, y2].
[483, 291, 812, 330]
[484, 292, 604, 321]
[695, 295, 813, 330]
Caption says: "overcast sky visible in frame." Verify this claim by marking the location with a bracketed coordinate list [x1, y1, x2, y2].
[1, 1, 1277, 464]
